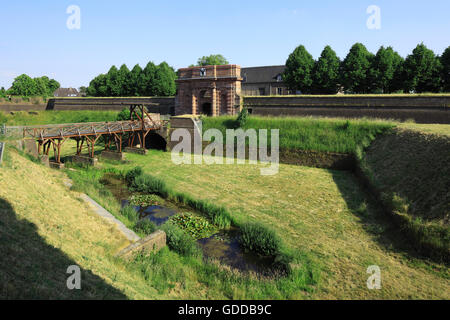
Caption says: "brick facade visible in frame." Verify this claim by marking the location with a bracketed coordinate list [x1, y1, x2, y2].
[175, 65, 242, 116]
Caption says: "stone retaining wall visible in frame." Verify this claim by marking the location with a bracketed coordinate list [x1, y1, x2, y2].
[243, 95, 450, 124]
[48, 97, 175, 114]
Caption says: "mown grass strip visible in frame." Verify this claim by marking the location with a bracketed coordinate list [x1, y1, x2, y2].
[202, 115, 394, 154]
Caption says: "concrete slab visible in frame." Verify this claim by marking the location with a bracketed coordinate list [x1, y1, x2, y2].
[124, 147, 148, 155]
[72, 155, 98, 166]
[80, 193, 140, 243]
[117, 230, 166, 259]
[101, 150, 124, 161]
[49, 162, 65, 170]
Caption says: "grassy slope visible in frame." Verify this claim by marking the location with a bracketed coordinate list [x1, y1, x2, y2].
[360, 126, 450, 259]
[0, 148, 165, 299]
[0, 110, 120, 126]
[2, 111, 449, 299]
[0, 149, 321, 300]
[202, 116, 394, 153]
[101, 151, 449, 299]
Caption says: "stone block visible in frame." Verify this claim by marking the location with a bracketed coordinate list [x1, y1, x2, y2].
[39, 155, 49, 167]
[124, 147, 148, 155]
[117, 230, 166, 259]
[72, 155, 98, 166]
[49, 162, 65, 170]
[101, 150, 124, 161]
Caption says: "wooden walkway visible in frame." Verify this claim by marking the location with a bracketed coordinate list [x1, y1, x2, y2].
[22, 119, 162, 140]
[19, 105, 167, 163]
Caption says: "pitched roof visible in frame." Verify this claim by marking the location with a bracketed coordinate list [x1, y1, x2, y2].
[241, 65, 285, 84]
[54, 88, 80, 97]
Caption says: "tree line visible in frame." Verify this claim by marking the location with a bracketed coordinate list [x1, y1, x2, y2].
[2, 74, 60, 97]
[283, 43, 450, 94]
[86, 62, 177, 97]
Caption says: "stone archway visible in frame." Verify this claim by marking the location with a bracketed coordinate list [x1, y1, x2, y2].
[175, 65, 242, 116]
[145, 131, 167, 151]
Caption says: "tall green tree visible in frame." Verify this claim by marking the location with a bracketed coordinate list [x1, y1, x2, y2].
[283, 45, 315, 94]
[9, 74, 38, 96]
[370, 46, 404, 93]
[141, 62, 157, 96]
[33, 77, 48, 96]
[341, 43, 374, 93]
[129, 64, 143, 96]
[118, 64, 131, 96]
[47, 78, 61, 95]
[441, 46, 450, 92]
[403, 43, 441, 93]
[105, 66, 122, 96]
[152, 62, 177, 96]
[78, 86, 87, 96]
[86, 61, 176, 97]
[195, 54, 229, 66]
[311, 45, 341, 94]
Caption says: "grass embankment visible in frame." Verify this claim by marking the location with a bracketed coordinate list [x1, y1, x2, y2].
[0, 147, 156, 299]
[359, 127, 450, 261]
[202, 116, 394, 154]
[0, 110, 120, 126]
[0, 147, 319, 299]
[96, 150, 449, 299]
[66, 163, 319, 299]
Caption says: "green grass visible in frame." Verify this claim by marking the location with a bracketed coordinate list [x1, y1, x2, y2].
[201, 115, 394, 153]
[63, 160, 319, 299]
[0, 110, 120, 126]
[359, 128, 450, 261]
[94, 149, 449, 299]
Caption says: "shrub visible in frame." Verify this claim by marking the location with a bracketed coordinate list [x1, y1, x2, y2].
[134, 219, 157, 236]
[236, 107, 249, 128]
[125, 166, 143, 185]
[161, 223, 201, 257]
[239, 222, 282, 257]
[121, 205, 139, 224]
[116, 108, 131, 121]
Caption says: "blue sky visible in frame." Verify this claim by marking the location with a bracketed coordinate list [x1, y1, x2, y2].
[0, 0, 449, 88]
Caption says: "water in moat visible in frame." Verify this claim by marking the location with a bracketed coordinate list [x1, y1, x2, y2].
[121, 199, 177, 226]
[101, 173, 274, 274]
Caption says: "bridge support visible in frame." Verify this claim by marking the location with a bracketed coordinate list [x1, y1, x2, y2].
[27, 104, 164, 165]
[37, 138, 67, 164]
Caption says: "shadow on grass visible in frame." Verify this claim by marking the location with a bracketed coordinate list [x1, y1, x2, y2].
[0, 198, 127, 299]
[331, 170, 448, 267]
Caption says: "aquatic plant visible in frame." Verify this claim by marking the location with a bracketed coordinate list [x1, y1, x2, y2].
[129, 194, 162, 207]
[170, 213, 218, 240]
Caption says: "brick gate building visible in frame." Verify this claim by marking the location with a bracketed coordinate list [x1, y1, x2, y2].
[175, 65, 242, 116]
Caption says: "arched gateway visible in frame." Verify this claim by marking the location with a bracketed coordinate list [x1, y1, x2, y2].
[175, 65, 243, 116]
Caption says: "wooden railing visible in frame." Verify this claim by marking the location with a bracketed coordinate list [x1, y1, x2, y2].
[22, 119, 166, 140]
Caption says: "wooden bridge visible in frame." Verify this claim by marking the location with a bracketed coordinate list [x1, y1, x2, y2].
[21, 105, 168, 163]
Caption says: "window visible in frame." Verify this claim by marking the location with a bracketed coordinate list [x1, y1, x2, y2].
[276, 74, 283, 82]
[258, 88, 266, 96]
[277, 88, 283, 95]
[243, 73, 247, 82]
